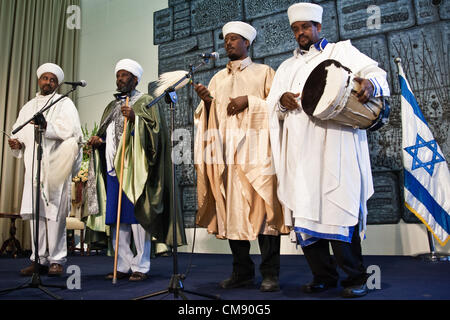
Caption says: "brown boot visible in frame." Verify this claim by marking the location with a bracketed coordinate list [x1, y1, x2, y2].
[48, 263, 64, 276]
[105, 271, 129, 280]
[20, 262, 48, 277]
[129, 272, 148, 282]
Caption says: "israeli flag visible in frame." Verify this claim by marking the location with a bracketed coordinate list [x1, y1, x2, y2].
[396, 58, 450, 246]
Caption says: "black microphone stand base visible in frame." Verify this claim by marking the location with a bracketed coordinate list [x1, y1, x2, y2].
[133, 274, 220, 300]
[0, 273, 66, 300]
[133, 76, 220, 301]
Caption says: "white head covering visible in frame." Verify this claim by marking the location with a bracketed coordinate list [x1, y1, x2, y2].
[36, 63, 64, 84]
[288, 3, 323, 25]
[115, 59, 143, 83]
[222, 21, 257, 44]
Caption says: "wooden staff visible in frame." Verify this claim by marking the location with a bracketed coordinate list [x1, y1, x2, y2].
[113, 96, 129, 284]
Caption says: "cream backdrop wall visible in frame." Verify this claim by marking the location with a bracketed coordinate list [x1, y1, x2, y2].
[77, 1, 450, 256]
[77, 0, 167, 131]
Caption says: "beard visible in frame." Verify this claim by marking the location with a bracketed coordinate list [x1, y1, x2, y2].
[116, 77, 135, 94]
[298, 36, 314, 51]
[226, 48, 240, 61]
[226, 46, 248, 61]
[227, 53, 241, 61]
[40, 85, 55, 96]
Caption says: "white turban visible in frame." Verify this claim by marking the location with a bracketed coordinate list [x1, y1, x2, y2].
[288, 3, 323, 25]
[36, 63, 64, 84]
[115, 59, 143, 83]
[222, 21, 257, 44]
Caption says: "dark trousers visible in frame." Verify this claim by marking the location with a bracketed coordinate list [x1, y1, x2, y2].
[302, 226, 368, 287]
[228, 234, 280, 279]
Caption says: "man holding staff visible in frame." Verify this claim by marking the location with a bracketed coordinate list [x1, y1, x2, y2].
[88, 59, 185, 282]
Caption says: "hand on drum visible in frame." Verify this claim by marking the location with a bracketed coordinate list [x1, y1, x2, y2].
[280, 92, 301, 111]
[354, 77, 374, 104]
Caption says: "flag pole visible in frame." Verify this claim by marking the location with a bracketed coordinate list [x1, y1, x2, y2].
[415, 230, 450, 262]
[395, 57, 450, 263]
[113, 96, 129, 284]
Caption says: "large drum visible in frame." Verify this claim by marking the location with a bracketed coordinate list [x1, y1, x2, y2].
[301, 59, 390, 131]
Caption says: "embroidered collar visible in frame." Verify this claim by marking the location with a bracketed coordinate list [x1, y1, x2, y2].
[314, 38, 329, 51]
[227, 56, 252, 73]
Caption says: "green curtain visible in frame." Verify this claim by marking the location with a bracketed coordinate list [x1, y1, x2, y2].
[0, 0, 80, 250]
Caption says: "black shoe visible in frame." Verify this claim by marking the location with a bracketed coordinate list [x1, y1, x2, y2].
[260, 276, 280, 292]
[340, 274, 369, 288]
[219, 274, 254, 289]
[301, 281, 337, 293]
[342, 283, 368, 298]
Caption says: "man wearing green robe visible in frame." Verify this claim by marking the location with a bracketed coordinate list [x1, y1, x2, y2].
[88, 59, 186, 281]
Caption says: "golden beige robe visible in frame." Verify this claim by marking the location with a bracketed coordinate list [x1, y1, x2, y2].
[194, 57, 289, 241]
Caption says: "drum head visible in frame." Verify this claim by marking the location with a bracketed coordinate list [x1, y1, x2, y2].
[302, 59, 352, 117]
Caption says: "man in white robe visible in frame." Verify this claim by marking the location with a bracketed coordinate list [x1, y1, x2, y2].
[9, 63, 83, 276]
[267, 3, 390, 298]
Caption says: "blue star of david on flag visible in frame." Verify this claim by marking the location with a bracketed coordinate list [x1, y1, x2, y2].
[397, 58, 450, 246]
[404, 134, 445, 176]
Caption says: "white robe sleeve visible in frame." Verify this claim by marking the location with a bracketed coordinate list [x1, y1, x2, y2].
[343, 41, 391, 98]
[266, 60, 293, 121]
[267, 59, 294, 191]
[45, 98, 82, 141]
[10, 101, 34, 159]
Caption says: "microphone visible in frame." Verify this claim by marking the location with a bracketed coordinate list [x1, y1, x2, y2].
[199, 52, 220, 60]
[64, 80, 88, 87]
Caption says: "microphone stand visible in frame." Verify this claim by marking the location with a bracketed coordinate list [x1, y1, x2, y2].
[0, 85, 79, 300]
[134, 59, 220, 300]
